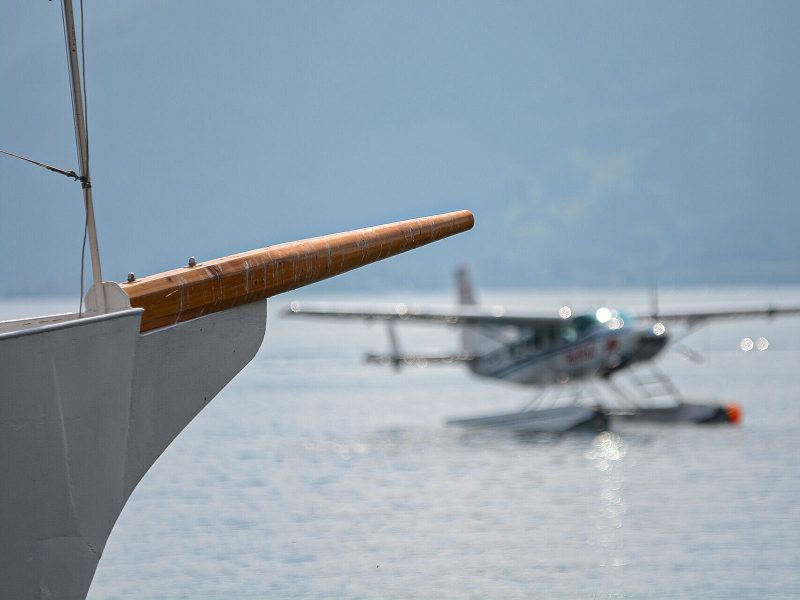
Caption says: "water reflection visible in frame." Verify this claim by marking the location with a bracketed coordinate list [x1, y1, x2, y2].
[585, 432, 628, 567]
[585, 431, 626, 471]
[303, 439, 370, 460]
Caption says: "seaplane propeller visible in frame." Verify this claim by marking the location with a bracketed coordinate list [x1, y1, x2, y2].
[649, 282, 705, 365]
[672, 342, 706, 364]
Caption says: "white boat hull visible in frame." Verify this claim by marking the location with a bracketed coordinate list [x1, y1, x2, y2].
[0, 301, 267, 600]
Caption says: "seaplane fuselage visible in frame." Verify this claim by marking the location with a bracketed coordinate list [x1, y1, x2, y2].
[466, 309, 668, 385]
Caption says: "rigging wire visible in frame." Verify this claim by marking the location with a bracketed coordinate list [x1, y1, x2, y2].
[80, 0, 90, 178]
[0, 148, 81, 181]
[79, 205, 88, 318]
[75, 0, 90, 319]
[59, 0, 90, 317]
[60, 2, 81, 174]
[78, 0, 89, 317]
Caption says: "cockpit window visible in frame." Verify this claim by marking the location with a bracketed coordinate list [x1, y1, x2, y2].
[561, 325, 577, 343]
[573, 314, 598, 335]
[616, 311, 634, 325]
[573, 308, 633, 333]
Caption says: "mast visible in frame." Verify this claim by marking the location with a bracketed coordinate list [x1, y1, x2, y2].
[62, 0, 105, 312]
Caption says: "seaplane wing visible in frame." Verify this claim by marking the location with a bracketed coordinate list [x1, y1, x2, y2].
[365, 352, 471, 365]
[286, 302, 563, 328]
[641, 305, 800, 327]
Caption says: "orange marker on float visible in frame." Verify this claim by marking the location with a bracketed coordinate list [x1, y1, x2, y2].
[726, 403, 743, 424]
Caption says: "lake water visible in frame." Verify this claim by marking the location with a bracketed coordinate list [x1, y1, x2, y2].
[4, 287, 800, 599]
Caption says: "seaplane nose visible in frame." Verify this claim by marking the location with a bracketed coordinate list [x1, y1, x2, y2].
[637, 329, 669, 359]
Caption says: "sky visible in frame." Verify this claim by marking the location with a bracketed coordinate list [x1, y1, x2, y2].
[1, 1, 799, 296]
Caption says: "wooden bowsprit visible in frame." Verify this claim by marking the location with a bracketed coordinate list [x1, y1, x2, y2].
[121, 210, 474, 332]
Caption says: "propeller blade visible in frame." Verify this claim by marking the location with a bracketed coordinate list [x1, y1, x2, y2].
[649, 281, 660, 320]
[673, 342, 705, 364]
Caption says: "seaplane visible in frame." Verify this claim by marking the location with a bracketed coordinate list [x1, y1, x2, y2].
[287, 267, 800, 434]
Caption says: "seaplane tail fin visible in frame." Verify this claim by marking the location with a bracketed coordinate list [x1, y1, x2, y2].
[457, 265, 476, 306]
[455, 267, 497, 357]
